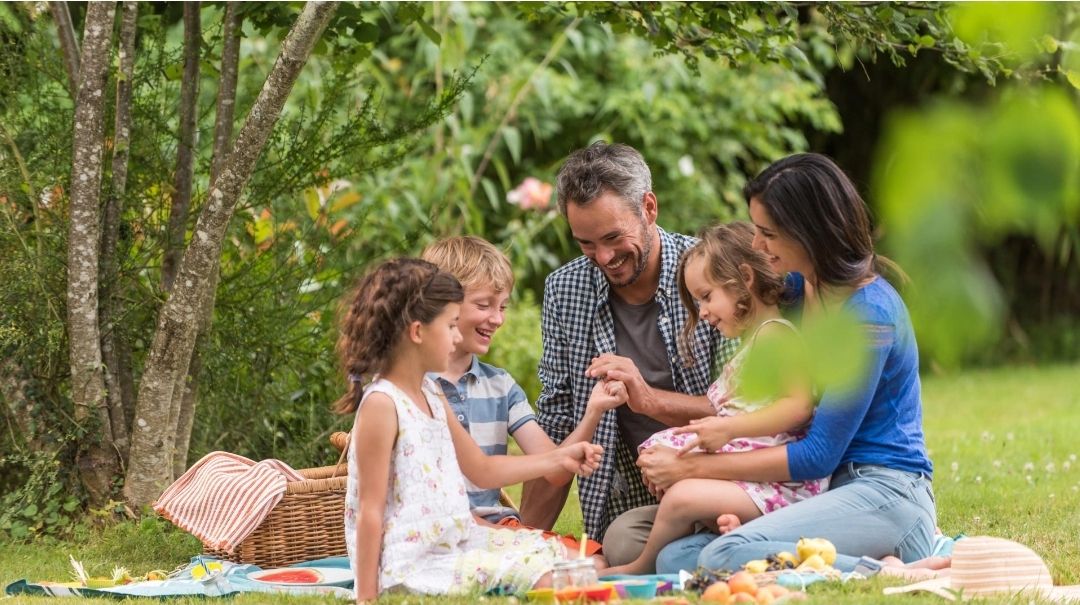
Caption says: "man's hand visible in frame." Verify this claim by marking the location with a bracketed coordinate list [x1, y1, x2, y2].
[586, 354, 653, 414]
[557, 442, 604, 478]
[637, 445, 694, 491]
[672, 416, 733, 456]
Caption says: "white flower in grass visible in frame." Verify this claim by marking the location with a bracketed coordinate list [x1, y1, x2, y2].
[993, 460, 1002, 469]
[1023, 462, 1035, 472]
[975, 476, 982, 484]
[1064, 460, 1071, 471]
[1071, 454, 1077, 462]
[981, 431, 993, 442]
[1045, 462, 1056, 473]
[951, 462, 959, 473]
[1007, 432, 1015, 441]
[1026, 475, 1034, 484]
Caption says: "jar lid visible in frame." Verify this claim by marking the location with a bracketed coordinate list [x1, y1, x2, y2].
[552, 560, 578, 570]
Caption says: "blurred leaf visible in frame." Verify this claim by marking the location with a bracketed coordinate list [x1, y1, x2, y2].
[951, 2, 1052, 59]
[502, 126, 522, 165]
[304, 188, 321, 221]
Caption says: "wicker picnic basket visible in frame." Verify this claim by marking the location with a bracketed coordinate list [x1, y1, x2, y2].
[204, 459, 349, 568]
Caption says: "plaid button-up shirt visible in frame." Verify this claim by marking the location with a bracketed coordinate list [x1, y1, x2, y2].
[536, 227, 738, 540]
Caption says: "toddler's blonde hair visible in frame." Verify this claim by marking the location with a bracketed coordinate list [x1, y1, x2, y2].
[421, 236, 514, 293]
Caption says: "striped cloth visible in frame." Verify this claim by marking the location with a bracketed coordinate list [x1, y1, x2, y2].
[153, 451, 305, 553]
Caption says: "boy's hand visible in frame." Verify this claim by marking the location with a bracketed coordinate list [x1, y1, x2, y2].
[587, 379, 627, 413]
[672, 416, 732, 455]
[558, 442, 603, 477]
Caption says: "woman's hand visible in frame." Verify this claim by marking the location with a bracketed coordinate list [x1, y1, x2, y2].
[557, 442, 604, 478]
[636, 445, 692, 491]
[672, 416, 732, 456]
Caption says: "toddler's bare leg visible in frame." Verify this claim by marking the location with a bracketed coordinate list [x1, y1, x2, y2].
[603, 479, 760, 576]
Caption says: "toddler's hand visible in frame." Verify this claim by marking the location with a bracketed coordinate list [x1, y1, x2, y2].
[587, 379, 626, 413]
[559, 442, 604, 478]
[672, 416, 731, 456]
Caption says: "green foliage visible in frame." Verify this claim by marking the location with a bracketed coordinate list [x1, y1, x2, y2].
[877, 87, 1079, 364]
[0, 446, 82, 541]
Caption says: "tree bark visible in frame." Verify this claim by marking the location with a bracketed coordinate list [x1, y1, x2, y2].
[161, 1, 201, 293]
[48, 2, 81, 97]
[172, 2, 243, 479]
[101, 0, 138, 463]
[123, 1, 338, 509]
[67, 0, 118, 507]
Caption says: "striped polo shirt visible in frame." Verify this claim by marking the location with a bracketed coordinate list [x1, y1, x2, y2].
[429, 355, 535, 521]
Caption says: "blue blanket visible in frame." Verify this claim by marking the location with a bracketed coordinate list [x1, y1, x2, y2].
[5, 556, 353, 599]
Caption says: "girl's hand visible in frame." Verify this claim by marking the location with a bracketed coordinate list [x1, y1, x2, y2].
[587, 379, 627, 414]
[672, 416, 732, 456]
[558, 442, 604, 477]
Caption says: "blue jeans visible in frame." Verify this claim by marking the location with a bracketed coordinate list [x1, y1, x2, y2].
[655, 463, 937, 573]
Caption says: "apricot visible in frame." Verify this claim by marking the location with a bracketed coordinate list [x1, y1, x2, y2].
[764, 584, 790, 599]
[754, 587, 776, 604]
[701, 580, 732, 604]
[727, 571, 758, 595]
[731, 592, 757, 603]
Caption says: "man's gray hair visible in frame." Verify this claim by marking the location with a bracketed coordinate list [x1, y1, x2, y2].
[555, 142, 652, 216]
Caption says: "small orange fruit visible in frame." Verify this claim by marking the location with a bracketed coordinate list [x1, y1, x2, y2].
[754, 587, 775, 604]
[765, 584, 790, 598]
[701, 580, 732, 603]
[731, 592, 757, 603]
[727, 571, 758, 595]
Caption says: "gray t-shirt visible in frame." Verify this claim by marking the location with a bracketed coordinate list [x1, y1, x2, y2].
[608, 293, 675, 455]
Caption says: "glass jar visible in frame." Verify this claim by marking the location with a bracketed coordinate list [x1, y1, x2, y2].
[570, 558, 598, 587]
[551, 560, 578, 590]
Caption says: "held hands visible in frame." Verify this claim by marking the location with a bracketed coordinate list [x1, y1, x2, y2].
[586, 354, 651, 413]
[587, 378, 628, 414]
[636, 445, 691, 491]
[672, 416, 732, 456]
[558, 442, 604, 478]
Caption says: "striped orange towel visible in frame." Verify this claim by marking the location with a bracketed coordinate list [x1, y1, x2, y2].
[153, 451, 306, 553]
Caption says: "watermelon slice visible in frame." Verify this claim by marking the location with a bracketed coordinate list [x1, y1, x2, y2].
[252, 569, 323, 584]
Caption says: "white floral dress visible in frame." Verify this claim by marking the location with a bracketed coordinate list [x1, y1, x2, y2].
[345, 378, 564, 595]
[638, 319, 829, 514]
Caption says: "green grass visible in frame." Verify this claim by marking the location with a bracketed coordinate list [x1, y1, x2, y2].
[3, 362, 1079, 603]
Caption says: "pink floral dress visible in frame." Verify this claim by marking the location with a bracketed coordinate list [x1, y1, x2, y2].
[345, 378, 563, 596]
[638, 319, 829, 514]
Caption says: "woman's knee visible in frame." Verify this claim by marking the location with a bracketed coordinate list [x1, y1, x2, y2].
[655, 533, 717, 574]
[698, 532, 752, 570]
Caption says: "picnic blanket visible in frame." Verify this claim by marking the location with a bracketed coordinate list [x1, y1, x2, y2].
[4, 557, 353, 599]
[153, 451, 306, 553]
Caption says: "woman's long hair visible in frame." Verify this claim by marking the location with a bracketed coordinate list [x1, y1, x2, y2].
[744, 153, 906, 289]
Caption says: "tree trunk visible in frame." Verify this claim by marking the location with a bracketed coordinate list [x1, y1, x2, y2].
[161, 1, 201, 293]
[123, 1, 338, 509]
[172, 2, 243, 479]
[101, 0, 138, 463]
[67, 0, 118, 507]
[48, 2, 80, 96]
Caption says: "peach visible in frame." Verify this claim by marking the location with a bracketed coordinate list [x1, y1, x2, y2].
[727, 571, 758, 595]
[701, 580, 732, 604]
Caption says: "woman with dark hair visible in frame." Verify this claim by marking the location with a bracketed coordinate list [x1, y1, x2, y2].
[635, 153, 936, 573]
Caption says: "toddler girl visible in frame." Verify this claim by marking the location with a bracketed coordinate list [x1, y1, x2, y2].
[335, 258, 606, 602]
[604, 222, 828, 575]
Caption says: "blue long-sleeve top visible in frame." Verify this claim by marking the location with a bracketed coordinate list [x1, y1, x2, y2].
[785, 275, 933, 481]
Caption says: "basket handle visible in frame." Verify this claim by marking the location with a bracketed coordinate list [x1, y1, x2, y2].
[329, 431, 349, 478]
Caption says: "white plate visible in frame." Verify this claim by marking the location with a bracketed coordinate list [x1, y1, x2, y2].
[248, 567, 353, 586]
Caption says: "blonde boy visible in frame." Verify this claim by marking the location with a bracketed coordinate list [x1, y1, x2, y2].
[421, 236, 568, 522]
